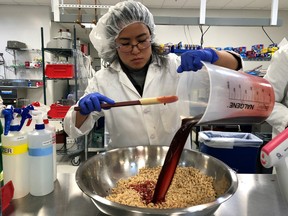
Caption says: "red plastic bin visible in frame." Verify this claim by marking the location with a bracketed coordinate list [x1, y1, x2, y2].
[48, 103, 71, 119]
[45, 64, 74, 78]
[1, 181, 14, 212]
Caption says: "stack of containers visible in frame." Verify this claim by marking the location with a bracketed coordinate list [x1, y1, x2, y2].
[45, 29, 74, 79]
[46, 29, 72, 49]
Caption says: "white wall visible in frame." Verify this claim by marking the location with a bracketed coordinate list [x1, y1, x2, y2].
[151, 8, 287, 47]
[149, 9, 288, 70]
[0, 5, 51, 73]
[0, 5, 69, 105]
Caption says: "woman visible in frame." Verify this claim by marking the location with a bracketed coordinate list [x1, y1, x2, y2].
[64, 0, 241, 149]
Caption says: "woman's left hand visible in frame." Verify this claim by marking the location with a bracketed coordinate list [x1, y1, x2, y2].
[177, 48, 219, 73]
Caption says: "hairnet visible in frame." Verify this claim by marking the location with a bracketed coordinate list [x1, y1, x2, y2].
[89, 0, 155, 65]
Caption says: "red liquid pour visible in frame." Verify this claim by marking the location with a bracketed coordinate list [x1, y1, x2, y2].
[130, 180, 155, 204]
[152, 116, 201, 204]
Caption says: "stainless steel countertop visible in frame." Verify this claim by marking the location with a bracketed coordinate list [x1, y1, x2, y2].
[3, 173, 288, 216]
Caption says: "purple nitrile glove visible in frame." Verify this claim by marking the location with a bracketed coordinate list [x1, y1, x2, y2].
[78, 93, 115, 115]
[177, 48, 219, 73]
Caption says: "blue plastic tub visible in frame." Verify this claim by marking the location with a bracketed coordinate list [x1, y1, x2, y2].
[199, 131, 263, 173]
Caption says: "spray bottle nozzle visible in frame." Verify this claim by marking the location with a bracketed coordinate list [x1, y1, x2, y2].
[31, 110, 45, 130]
[31, 101, 40, 107]
[18, 104, 34, 130]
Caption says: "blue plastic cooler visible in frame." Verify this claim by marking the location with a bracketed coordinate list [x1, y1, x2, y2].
[199, 131, 263, 173]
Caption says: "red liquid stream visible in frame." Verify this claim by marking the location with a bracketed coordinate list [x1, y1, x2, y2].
[129, 180, 155, 204]
[152, 116, 201, 204]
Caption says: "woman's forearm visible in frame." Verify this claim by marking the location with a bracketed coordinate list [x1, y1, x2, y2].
[75, 111, 89, 128]
[214, 50, 240, 70]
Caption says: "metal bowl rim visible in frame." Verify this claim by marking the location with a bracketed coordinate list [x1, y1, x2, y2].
[76, 145, 238, 214]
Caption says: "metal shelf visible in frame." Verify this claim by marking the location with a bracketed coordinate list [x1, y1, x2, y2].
[87, 147, 106, 152]
[41, 26, 78, 105]
[0, 79, 43, 89]
[43, 48, 73, 58]
[0, 86, 42, 89]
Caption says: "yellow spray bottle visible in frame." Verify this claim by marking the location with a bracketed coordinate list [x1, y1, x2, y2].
[1, 105, 29, 199]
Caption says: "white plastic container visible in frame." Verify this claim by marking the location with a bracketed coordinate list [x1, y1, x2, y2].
[199, 131, 263, 173]
[2, 118, 29, 199]
[55, 37, 72, 49]
[43, 116, 57, 182]
[28, 111, 54, 196]
[261, 128, 288, 203]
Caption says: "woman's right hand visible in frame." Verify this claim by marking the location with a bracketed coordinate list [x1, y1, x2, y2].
[78, 93, 115, 115]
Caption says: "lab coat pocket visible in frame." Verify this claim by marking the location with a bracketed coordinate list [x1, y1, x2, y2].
[159, 103, 180, 133]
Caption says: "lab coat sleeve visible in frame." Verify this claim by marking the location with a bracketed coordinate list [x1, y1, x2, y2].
[264, 45, 288, 133]
[63, 76, 103, 138]
[226, 50, 244, 70]
[63, 107, 97, 138]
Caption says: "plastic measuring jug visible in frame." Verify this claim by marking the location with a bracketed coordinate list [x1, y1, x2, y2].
[177, 62, 275, 125]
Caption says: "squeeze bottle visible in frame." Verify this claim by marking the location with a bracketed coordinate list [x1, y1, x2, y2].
[43, 114, 57, 182]
[30, 102, 56, 181]
[28, 110, 54, 196]
[1, 106, 29, 199]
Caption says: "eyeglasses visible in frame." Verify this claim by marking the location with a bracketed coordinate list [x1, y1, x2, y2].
[116, 39, 152, 53]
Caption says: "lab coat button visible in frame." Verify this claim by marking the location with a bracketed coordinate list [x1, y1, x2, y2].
[150, 134, 155, 139]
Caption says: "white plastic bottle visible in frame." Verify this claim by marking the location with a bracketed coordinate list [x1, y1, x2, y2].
[28, 110, 54, 196]
[43, 114, 57, 182]
[2, 110, 29, 199]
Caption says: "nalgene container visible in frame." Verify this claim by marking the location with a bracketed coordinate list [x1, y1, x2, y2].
[177, 62, 275, 125]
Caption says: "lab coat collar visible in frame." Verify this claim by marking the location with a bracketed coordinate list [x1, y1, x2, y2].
[109, 55, 162, 97]
[109, 54, 162, 72]
[109, 59, 140, 97]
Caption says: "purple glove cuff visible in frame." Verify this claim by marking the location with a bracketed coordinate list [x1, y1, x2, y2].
[204, 48, 219, 63]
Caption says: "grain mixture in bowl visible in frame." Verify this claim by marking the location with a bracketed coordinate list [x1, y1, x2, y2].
[106, 166, 216, 208]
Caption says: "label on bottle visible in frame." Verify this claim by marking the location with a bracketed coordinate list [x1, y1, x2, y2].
[52, 134, 56, 145]
[11, 136, 27, 142]
[28, 145, 53, 157]
[42, 139, 53, 146]
[2, 143, 28, 155]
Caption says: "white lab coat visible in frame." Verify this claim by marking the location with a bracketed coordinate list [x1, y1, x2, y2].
[264, 44, 288, 137]
[64, 53, 188, 149]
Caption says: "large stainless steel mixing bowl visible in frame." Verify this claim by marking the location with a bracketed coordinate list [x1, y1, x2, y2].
[76, 145, 238, 216]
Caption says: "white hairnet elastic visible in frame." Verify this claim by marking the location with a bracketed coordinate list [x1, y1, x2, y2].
[89, 0, 155, 65]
